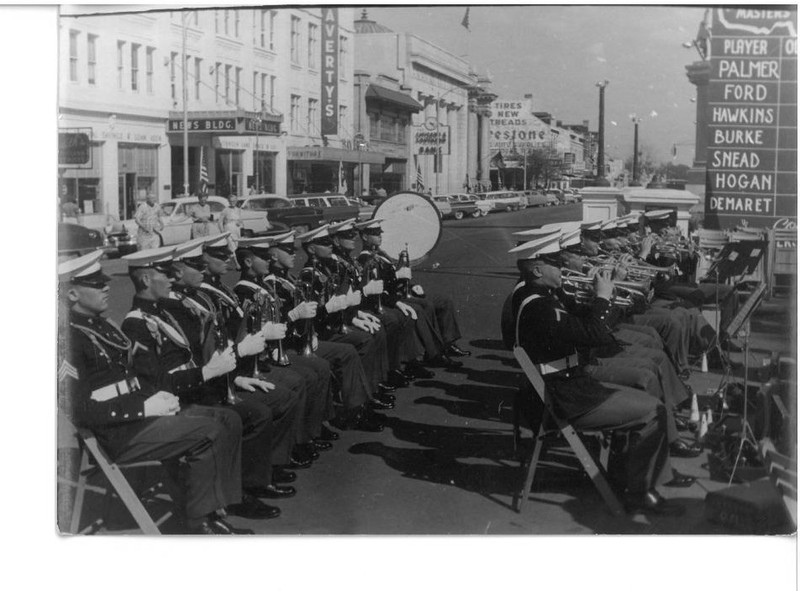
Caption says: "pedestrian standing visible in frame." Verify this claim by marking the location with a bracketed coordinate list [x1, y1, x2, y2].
[189, 193, 214, 239]
[218, 194, 244, 269]
[134, 193, 164, 251]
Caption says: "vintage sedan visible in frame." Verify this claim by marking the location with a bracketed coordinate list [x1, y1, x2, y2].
[431, 195, 453, 218]
[58, 222, 104, 257]
[290, 194, 360, 224]
[156, 196, 273, 246]
[239, 194, 323, 234]
[447, 193, 491, 219]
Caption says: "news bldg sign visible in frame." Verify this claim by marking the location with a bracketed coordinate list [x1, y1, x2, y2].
[705, 8, 797, 229]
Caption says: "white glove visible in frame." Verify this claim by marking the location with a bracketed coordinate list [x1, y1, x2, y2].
[346, 289, 363, 307]
[352, 316, 373, 333]
[411, 284, 425, 297]
[236, 332, 266, 357]
[202, 345, 236, 380]
[325, 297, 343, 314]
[363, 279, 384, 296]
[357, 310, 381, 330]
[261, 322, 287, 341]
[144, 391, 180, 417]
[233, 376, 275, 393]
[395, 267, 412, 280]
[396, 301, 418, 320]
[288, 301, 318, 321]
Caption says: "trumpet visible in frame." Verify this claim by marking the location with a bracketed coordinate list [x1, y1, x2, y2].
[252, 284, 291, 368]
[296, 256, 326, 356]
[214, 308, 240, 405]
[560, 269, 654, 309]
[397, 243, 411, 299]
[362, 249, 385, 314]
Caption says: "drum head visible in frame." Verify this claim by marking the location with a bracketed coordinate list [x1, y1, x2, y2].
[372, 191, 442, 264]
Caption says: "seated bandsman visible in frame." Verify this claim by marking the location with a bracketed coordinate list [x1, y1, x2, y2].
[264, 229, 385, 432]
[509, 231, 689, 515]
[355, 218, 468, 369]
[198, 233, 315, 469]
[121, 245, 289, 521]
[59, 251, 247, 534]
[329, 218, 420, 389]
[298, 223, 396, 410]
[233, 234, 335, 457]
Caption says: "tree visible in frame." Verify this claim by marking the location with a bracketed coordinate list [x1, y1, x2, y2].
[525, 148, 559, 189]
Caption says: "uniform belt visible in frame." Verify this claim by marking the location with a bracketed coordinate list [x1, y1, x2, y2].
[90, 377, 140, 402]
[168, 361, 196, 374]
[537, 354, 579, 376]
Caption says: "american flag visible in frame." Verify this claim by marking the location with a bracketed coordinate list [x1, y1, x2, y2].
[199, 146, 209, 194]
[415, 156, 424, 192]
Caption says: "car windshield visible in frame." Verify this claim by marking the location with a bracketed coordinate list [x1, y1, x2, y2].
[161, 201, 179, 215]
[328, 197, 348, 206]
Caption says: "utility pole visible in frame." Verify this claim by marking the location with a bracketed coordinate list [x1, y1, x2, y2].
[182, 12, 189, 196]
[595, 80, 609, 186]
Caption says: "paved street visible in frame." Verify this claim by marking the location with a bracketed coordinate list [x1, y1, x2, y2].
[69, 203, 795, 535]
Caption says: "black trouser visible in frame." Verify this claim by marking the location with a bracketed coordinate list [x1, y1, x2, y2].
[102, 406, 243, 521]
[314, 340, 371, 410]
[405, 297, 445, 359]
[327, 328, 388, 394]
[380, 307, 418, 370]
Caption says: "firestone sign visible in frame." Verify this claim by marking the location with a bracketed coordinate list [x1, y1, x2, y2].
[488, 98, 550, 155]
[705, 8, 797, 229]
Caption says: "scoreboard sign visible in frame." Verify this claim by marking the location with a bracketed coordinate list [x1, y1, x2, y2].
[58, 129, 91, 167]
[705, 8, 797, 229]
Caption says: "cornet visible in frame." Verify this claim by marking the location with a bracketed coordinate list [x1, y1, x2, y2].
[560, 271, 641, 309]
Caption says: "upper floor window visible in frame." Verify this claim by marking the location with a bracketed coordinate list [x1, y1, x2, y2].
[117, 41, 125, 90]
[170, 51, 178, 102]
[146, 47, 154, 94]
[69, 30, 79, 82]
[290, 94, 301, 133]
[269, 11, 277, 51]
[307, 98, 318, 135]
[194, 57, 201, 101]
[290, 16, 301, 64]
[130, 43, 140, 92]
[214, 62, 221, 103]
[235, 67, 242, 107]
[339, 35, 348, 78]
[214, 10, 219, 34]
[224, 10, 230, 36]
[224, 64, 231, 105]
[87, 34, 97, 85]
[308, 24, 318, 69]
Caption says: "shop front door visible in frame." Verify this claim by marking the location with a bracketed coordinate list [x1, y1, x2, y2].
[118, 173, 137, 220]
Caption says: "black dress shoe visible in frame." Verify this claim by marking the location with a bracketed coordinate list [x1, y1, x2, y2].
[187, 515, 254, 535]
[674, 415, 692, 431]
[426, 355, 463, 369]
[319, 425, 340, 441]
[288, 456, 312, 469]
[625, 490, 685, 516]
[246, 484, 297, 499]
[351, 408, 384, 432]
[375, 390, 396, 403]
[293, 444, 319, 462]
[670, 439, 703, 458]
[389, 368, 412, 384]
[405, 362, 434, 379]
[377, 382, 396, 393]
[272, 468, 297, 483]
[369, 397, 395, 411]
[227, 495, 282, 519]
[663, 470, 696, 488]
[446, 343, 471, 357]
[312, 438, 333, 451]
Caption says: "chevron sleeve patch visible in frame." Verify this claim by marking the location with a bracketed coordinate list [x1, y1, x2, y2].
[58, 360, 79, 382]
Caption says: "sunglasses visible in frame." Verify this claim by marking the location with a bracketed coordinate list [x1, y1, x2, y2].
[362, 229, 383, 236]
[337, 230, 357, 239]
[276, 244, 296, 255]
[73, 279, 109, 290]
[312, 237, 334, 247]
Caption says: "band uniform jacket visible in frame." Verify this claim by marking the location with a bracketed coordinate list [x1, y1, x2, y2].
[511, 283, 618, 419]
[60, 310, 154, 448]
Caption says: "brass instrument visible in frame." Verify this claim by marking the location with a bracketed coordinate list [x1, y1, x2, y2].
[297, 254, 326, 356]
[397, 243, 411, 299]
[560, 273, 634, 309]
[214, 307, 239, 405]
[363, 249, 385, 313]
[265, 281, 291, 366]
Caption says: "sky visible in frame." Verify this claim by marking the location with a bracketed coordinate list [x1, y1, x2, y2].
[366, 4, 706, 166]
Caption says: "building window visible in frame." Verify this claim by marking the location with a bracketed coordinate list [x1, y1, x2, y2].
[193, 10, 199, 26]
[214, 62, 220, 103]
[258, 10, 266, 48]
[117, 41, 125, 90]
[87, 34, 97, 85]
[145, 47, 154, 94]
[339, 35, 347, 78]
[117, 143, 158, 220]
[290, 16, 301, 64]
[269, 76, 276, 111]
[234, 10, 240, 37]
[339, 105, 348, 133]
[369, 113, 379, 139]
[308, 24, 318, 69]
[69, 30, 79, 82]
[224, 64, 231, 105]
[269, 11, 277, 50]
[290, 94, 301, 133]
[194, 57, 201, 101]
[307, 98, 318, 135]
[252, 71, 258, 110]
[214, 9, 219, 34]
[253, 152, 275, 194]
[259, 73, 266, 110]
[224, 9, 230, 36]
[235, 67, 242, 107]
[170, 52, 178, 102]
[130, 43, 139, 92]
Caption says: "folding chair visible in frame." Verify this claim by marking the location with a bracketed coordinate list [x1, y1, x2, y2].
[58, 422, 171, 535]
[512, 346, 625, 516]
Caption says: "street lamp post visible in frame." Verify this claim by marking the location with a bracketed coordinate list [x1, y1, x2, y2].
[254, 105, 263, 193]
[630, 114, 642, 186]
[433, 82, 473, 195]
[354, 133, 365, 197]
[595, 80, 610, 186]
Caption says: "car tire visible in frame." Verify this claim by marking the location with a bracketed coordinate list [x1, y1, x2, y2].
[481, 210, 489, 217]
[454, 210, 464, 220]
[471, 210, 481, 218]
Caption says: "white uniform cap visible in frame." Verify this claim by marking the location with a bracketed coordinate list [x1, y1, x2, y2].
[237, 235, 276, 251]
[644, 209, 672, 220]
[122, 245, 176, 269]
[354, 218, 385, 230]
[173, 237, 207, 261]
[270, 230, 296, 245]
[297, 223, 331, 243]
[580, 220, 602, 232]
[329, 217, 358, 234]
[508, 231, 563, 259]
[203, 232, 231, 249]
[512, 226, 561, 238]
[559, 228, 582, 248]
[58, 250, 107, 283]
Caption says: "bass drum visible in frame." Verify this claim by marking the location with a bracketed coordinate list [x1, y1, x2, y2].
[372, 191, 442, 265]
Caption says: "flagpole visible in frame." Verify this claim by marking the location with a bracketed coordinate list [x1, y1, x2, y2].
[182, 12, 189, 196]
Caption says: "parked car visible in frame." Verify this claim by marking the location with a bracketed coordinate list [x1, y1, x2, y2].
[447, 193, 490, 219]
[523, 190, 550, 208]
[290, 194, 360, 224]
[545, 189, 565, 205]
[239, 194, 323, 235]
[346, 196, 375, 220]
[431, 195, 453, 218]
[103, 222, 137, 257]
[58, 222, 105, 257]
[477, 191, 524, 213]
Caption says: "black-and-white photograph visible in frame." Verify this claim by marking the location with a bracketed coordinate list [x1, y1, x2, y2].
[13, 0, 797, 586]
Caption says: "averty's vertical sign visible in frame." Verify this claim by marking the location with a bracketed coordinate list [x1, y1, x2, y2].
[705, 8, 797, 229]
[321, 8, 339, 136]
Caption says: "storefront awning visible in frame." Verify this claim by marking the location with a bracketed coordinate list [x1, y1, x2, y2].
[287, 146, 385, 165]
[365, 85, 423, 112]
